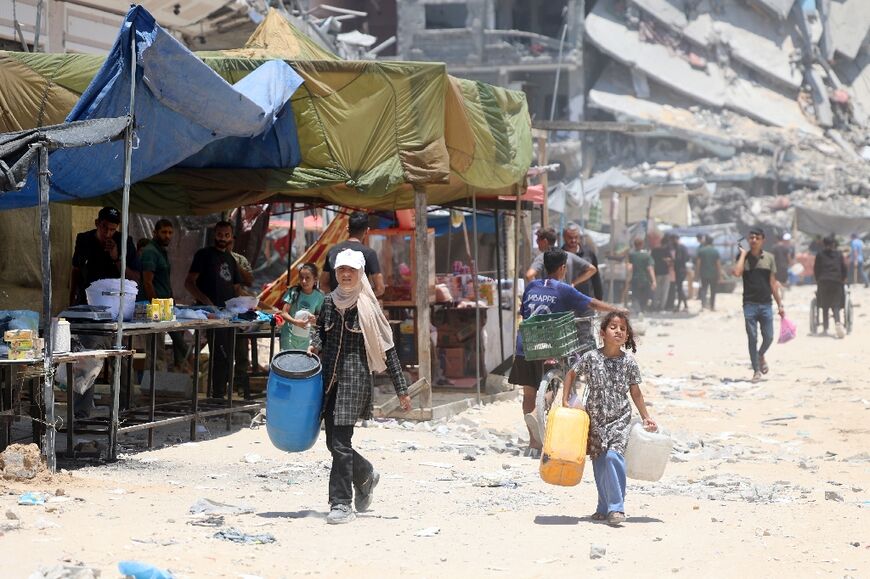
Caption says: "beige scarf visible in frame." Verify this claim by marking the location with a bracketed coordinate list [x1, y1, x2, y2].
[331, 272, 395, 373]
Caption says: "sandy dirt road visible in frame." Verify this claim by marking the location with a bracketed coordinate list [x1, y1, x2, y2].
[2, 285, 868, 578]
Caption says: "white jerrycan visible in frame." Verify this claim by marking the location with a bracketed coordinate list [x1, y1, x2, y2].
[624, 420, 673, 481]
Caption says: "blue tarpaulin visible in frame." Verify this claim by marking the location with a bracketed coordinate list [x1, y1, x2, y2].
[0, 6, 303, 210]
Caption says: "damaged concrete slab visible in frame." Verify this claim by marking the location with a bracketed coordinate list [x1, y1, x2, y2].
[631, 0, 803, 90]
[828, 0, 870, 61]
[586, 0, 821, 134]
[589, 62, 783, 157]
[748, 0, 797, 21]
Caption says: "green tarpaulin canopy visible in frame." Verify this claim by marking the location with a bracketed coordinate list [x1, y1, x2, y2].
[0, 9, 531, 213]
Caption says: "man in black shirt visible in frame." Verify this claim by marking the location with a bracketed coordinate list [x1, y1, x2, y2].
[69, 206, 140, 305]
[185, 220, 242, 399]
[733, 227, 785, 383]
[650, 240, 672, 311]
[321, 211, 384, 296]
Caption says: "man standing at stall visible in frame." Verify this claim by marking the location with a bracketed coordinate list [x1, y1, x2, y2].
[140, 219, 188, 371]
[70, 206, 140, 306]
[185, 221, 242, 399]
[321, 211, 385, 296]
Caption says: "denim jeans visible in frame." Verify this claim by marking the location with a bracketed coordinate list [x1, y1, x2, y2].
[848, 261, 868, 286]
[743, 302, 774, 373]
[324, 391, 373, 506]
[592, 450, 627, 515]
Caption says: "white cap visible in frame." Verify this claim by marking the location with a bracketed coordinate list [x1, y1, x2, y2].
[334, 248, 365, 270]
[782, 233, 792, 241]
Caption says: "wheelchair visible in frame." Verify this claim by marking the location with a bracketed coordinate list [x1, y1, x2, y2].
[810, 284, 853, 335]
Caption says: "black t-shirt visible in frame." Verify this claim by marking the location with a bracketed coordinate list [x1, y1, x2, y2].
[739, 251, 776, 304]
[651, 247, 671, 276]
[323, 240, 381, 292]
[188, 247, 241, 307]
[71, 229, 140, 305]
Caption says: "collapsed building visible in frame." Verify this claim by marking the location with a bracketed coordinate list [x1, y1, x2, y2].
[392, 0, 870, 236]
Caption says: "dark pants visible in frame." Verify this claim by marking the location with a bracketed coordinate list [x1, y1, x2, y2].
[667, 274, 687, 310]
[207, 328, 234, 399]
[324, 391, 373, 506]
[698, 277, 717, 309]
[630, 283, 652, 312]
[817, 280, 844, 330]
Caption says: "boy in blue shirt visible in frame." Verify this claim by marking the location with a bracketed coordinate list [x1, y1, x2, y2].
[509, 249, 627, 457]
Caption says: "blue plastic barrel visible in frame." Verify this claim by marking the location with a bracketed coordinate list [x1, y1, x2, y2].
[266, 350, 323, 452]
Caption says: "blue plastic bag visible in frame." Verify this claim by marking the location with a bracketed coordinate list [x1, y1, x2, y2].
[118, 561, 174, 579]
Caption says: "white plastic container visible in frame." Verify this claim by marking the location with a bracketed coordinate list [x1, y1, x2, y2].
[291, 309, 310, 338]
[624, 421, 673, 481]
[52, 318, 71, 353]
[85, 278, 138, 321]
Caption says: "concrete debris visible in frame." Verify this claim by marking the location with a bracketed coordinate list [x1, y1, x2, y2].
[1, 444, 46, 481]
[633, 474, 810, 504]
[589, 544, 607, 559]
[189, 498, 254, 516]
[825, 491, 845, 502]
[27, 564, 100, 579]
[414, 527, 441, 537]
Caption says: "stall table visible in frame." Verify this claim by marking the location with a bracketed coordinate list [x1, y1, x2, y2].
[70, 318, 274, 455]
[0, 350, 132, 457]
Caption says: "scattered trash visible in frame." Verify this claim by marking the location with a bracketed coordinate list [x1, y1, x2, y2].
[589, 544, 607, 559]
[249, 409, 266, 429]
[472, 474, 518, 488]
[189, 498, 254, 516]
[117, 560, 174, 579]
[242, 454, 262, 464]
[213, 528, 276, 545]
[34, 517, 60, 530]
[0, 443, 45, 480]
[414, 527, 441, 537]
[6, 510, 18, 520]
[18, 491, 47, 505]
[760, 415, 797, 424]
[28, 563, 100, 579]
[825, 491, 844, 502]
[188, 515, 225, 527]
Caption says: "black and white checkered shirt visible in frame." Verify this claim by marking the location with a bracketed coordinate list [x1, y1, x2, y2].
[311, 295, 407, 426]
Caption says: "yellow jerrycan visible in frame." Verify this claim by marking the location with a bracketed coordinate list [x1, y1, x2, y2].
[539, 405, 589, 486]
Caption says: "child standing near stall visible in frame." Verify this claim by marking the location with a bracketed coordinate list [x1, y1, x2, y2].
[280, 263, 325, 351]
[563, 311, 657, 526]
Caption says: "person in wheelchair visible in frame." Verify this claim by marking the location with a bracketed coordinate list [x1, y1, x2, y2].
[814, 235, 848, 338]
[509, 249, 627, 458]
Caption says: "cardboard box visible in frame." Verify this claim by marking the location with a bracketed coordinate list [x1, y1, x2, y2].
[442, 347, 467, 379]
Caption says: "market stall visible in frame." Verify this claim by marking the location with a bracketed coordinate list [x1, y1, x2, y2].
[0, 6, 532, 460]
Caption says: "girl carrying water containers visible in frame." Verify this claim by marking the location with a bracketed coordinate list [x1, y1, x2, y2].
[563, 311, 657, 526]
[309, 249, 410, 525]
[280, 263, 325, 351]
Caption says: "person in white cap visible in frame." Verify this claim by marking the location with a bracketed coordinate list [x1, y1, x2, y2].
[309, 248, 410, 525]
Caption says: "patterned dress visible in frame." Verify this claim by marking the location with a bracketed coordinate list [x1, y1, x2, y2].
[573, 348, 642, 459]
[310, 295, 407, 426]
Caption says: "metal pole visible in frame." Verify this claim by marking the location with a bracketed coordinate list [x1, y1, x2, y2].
[512, 191, 521, 354]
[287, 202, 295, 283]
[493, 209, 505, 362]
[37, 145, 55, 472]
[549, 21, 568, 122]
[110, 29, 137, 460]
[471, 193, 481, 405]
[414, 186, 432, 386]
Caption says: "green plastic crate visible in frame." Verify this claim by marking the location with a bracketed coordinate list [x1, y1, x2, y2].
[519, 311, 580, 360]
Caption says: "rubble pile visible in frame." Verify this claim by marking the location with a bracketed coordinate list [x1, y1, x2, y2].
[581, 0, 870, 228]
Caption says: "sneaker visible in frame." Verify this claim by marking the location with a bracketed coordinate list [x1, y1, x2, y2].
[524, 413, 542, 448]
[751, 371, 762, 383]
[607, 511, 626, 526]
[354, 471, 380, 512]
[326, 504, 356, 525]
[835, 322, 845, 339]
